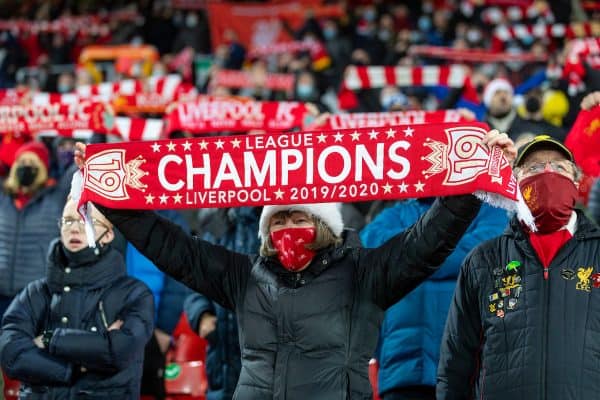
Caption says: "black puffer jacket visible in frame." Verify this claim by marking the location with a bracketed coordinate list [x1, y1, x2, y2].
[0, 240, 154, 400]
[437, 211, 600, 400]
[99, 196, 481, 400]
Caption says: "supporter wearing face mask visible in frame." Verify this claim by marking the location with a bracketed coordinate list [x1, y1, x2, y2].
[438, 135, 600, 400]
[0, 141, 74, 317]
[50, 137, 77, 180]
[484, 79, 566, 144]
[0, 199, 154, 399]
[74, 126, 516, 399]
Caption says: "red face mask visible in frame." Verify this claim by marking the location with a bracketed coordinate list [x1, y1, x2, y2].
[519, 172, 577, 233]
[270, 227, 316, 272]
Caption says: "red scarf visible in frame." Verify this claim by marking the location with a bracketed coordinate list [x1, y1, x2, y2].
[529, 229, 573, 278]
[164, 98, 308, 134]
[76, 122, 518, 211]
[311, 110, 466, 131]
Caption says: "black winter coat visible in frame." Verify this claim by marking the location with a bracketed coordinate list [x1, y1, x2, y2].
[99, 196, 481, 400]
[0, 240, 154, 399]
[437, 212, 600, 400]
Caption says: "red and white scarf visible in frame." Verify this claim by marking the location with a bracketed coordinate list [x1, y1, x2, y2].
[341, 65, 478, 104]
[165, 98, 308, 134]
[342, 65, 471, 91]
[310, 110, 466, 130]
[408, 45, 548, 63]
[0, 101, 114, 135]
[211, 69, 295, 92]
[492, 21, 600, 50]
[563, 38, 600, 95]
[73, 122, 518, 232]
[76, 74, 186, 102]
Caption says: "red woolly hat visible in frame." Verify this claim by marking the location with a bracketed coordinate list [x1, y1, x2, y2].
[14, 140, 50, 168]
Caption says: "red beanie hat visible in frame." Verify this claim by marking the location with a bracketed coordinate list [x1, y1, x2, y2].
[14, 141, 50, 168]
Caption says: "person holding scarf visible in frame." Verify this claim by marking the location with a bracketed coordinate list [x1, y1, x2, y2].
[0, 140, 72, 318]
[437, 135, 599, 400]
[72, 130, 516, 400]
[0, 198, 154, 399]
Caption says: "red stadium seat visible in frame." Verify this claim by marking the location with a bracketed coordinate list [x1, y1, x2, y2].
[164, 313, 209, 400]
[3, 370, 20, 400]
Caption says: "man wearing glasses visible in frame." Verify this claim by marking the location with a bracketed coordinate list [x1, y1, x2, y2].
[0, 198, 154, 399]
[437, 135, 600, 400]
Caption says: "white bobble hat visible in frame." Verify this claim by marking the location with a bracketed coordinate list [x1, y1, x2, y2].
[483, 78, 514, 108]
[259, 203, 344, 242]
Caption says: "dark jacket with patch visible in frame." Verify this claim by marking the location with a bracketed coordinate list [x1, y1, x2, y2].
[437, 211, 600, 400]
[98, 196, 480, 400]
[0, 239, 154, 399]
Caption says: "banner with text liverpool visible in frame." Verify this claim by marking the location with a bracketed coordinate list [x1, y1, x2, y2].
[165, 98, 308, 134]
[78, 122, 518, 210]
[312, 110, 466, 130]
[0, 100, 114, 135]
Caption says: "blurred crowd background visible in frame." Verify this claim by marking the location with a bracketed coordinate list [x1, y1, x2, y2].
[0, 0, 599, 399]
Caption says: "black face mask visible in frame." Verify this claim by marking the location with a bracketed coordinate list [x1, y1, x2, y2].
[525, 96, 541, 114]
[61, 229, 110, 267]
[16, 165, 38, 187]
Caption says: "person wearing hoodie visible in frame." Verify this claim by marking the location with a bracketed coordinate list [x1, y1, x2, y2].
[0, 198, 154, 399]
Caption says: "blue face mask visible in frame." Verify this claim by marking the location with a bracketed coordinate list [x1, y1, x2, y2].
[297, 84, 314, 99]
[418, 16, 431, 32]
[364, 9, 376, 22]
[57, 83, 72, 94]
[323, 28, 337, 40]
[56, 148, 75, 172]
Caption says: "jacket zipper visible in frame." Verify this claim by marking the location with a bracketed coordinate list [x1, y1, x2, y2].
[8, 212, 22, 295]
[541, 266, 549, 400]
[99, 300, 109, 329]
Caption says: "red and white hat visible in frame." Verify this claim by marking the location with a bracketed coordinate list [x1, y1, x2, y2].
[259, 203, 344, 242]
[483, 78, 514, 108]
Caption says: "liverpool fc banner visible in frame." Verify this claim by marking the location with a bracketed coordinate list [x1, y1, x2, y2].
[76, 122, 518, 210]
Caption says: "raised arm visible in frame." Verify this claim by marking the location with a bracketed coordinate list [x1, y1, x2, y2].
[358, 129, 515, 309]
[75, 143, 251, 310]
[358, 194, 482, 309]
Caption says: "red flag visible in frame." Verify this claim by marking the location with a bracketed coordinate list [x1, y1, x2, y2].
[565, 105, 600, 176]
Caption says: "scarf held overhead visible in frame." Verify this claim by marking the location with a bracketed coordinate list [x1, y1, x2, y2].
[311, 110, 466, 130]
[0, 100, 114, 134]
[76, 122, 517, 211]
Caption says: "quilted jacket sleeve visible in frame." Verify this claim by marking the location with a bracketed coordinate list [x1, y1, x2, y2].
[357, 195, 482, 309]
[48, 282, 154, 373]
[436, 253, 483, 400]
[0, 282, 73, 385]
[95, 206, 251, 310]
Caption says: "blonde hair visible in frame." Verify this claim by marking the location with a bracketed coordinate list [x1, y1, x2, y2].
[259, 214, 342, 257]
[3, 155, 48, 195]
